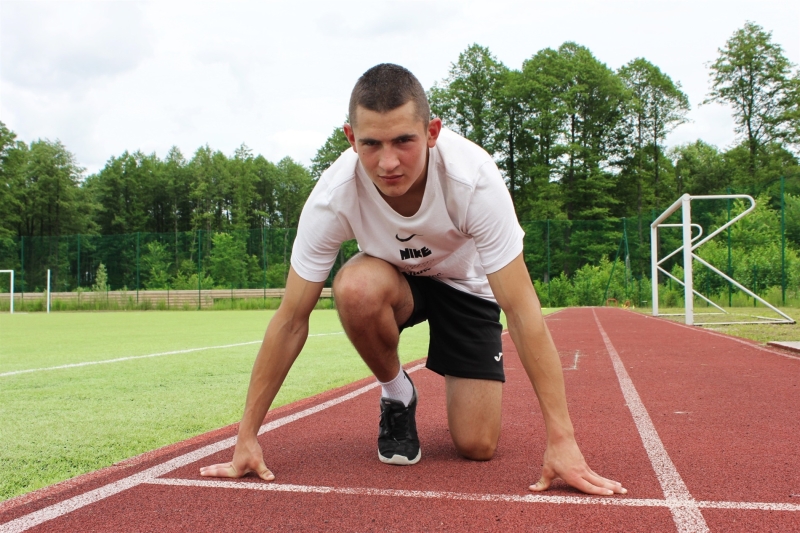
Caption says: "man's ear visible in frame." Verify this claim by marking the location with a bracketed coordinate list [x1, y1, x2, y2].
[343, 123, 357, 153]
[427, 118, 443, 148]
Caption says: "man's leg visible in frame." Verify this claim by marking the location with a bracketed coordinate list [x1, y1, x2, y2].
[446, 376, 502, 460]
[334, 253, 422, 465]
[332, 253, 414, 381]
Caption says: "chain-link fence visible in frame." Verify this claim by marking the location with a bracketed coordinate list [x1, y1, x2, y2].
[1, 211, 797, 309]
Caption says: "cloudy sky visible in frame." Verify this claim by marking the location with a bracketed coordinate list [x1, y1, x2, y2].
[1, 0, 799, 176]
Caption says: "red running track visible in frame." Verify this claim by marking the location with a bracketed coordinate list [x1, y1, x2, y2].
[1, 308, 799, 532]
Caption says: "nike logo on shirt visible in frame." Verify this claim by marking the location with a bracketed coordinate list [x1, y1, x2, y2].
[395, 233, 420, 242]
[495, 352, 503, 361]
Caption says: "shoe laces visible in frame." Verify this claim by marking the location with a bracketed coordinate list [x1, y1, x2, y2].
[380, 402, 410, 441]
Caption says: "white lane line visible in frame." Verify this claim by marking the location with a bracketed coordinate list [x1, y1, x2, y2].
[0, 362, 425, 533]
[563, 350, 581, 370]
[0, 332, 345, 377]
[146, 478, 668, 506]
[143, 478, 800, 512]
[592, 310, 710, 533]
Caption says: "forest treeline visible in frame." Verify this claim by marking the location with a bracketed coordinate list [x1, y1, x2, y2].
[1, 22, 799, 297]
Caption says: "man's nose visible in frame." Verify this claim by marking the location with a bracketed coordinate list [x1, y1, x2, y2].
[379, 148, 400, 172]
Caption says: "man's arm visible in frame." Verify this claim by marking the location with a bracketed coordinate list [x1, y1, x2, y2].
[200, 267, 325, 480]
[487, 254, 626, 495]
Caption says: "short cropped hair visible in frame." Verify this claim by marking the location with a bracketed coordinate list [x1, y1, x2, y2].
[348, 64, 431, 127]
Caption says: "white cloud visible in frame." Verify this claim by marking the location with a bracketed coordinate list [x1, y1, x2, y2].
[0, 0, 798, 176]
[1, 0, 151, 90]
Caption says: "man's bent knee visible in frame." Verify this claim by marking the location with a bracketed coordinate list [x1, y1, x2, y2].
[334, 256, 392, 309]
[333, 254, 412, 325]
[453, 435, 498, 461]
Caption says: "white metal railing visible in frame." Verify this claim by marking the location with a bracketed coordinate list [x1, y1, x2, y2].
[650, 194, 795, 326]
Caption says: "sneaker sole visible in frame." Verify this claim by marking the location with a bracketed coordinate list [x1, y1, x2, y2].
[378, 449, 421, 465]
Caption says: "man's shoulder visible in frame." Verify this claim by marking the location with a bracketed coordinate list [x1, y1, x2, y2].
[435, 129, 498, 188]
[317, 148, 359, 192]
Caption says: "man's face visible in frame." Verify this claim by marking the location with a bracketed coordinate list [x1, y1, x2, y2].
[344, 101, 441, 198]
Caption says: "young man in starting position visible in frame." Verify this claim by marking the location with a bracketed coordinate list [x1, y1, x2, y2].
[201, 64, 626, 495]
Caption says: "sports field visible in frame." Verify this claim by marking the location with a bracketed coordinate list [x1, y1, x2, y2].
[0, 310, 436, 500]
[2, 307, 798, 532]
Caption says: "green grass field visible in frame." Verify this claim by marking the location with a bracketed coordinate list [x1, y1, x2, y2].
[0, 310, 433, 501]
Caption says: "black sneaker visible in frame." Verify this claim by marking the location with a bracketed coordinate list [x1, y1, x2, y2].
[378, 371, 421, 465]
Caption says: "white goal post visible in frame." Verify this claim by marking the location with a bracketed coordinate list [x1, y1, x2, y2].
[651, 194, 795, 326]
[1, 270, 13, 314]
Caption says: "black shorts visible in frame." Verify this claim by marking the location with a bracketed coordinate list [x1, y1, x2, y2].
[400, 275, 505, 382]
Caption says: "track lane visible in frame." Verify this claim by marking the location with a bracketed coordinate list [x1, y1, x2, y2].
[594, 307, 800, 532]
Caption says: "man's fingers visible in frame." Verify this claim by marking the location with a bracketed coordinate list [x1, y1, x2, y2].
[256, 464, 275, 481]
[199, 461, 275, 481]
[584, 471, 627, 494]
[199, 462, 239, 478]
[562, 470, 627, 496]
[528, 467, 555, 492]
[570, 475, 617, 496]
[529, 467, 627, 495]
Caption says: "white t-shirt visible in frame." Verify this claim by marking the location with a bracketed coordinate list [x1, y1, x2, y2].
[290, 128, 525, 302]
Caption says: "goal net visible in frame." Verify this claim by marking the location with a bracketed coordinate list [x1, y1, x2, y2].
[650, 194, 794, 326]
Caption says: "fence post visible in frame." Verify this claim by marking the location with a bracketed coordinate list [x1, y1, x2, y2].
[20, 235, 24, 295]
[136, 232, 140, 303]
[546, 219, 551, 307]
[623, 217, 630, 299]
[682, 195, 694, 325]
[726, 188, 732, 307]
[76, 234, 81, 288]
[262, 226, 267, 301]
[197, 229, 202, 310]
[780, 176, 786, 306]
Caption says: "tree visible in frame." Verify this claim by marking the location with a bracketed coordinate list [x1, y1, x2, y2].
[618, 58, 689, 223]
[250, 155, 279, 227]
[516, 47, 574, 220]
[188, 146, 232, 232]
[492, 68, 532, 211]
[429, 44, 508, 151]
[273, 157, 313, 228]
[0, 122, 24, 238]
[670, 141, 729, 196]
[310, 124, 351, 180]
[141, 241, 172, 289]
[209, 232, 249, 288]
[92, 263, 109, 292]
[85, 151, 154, 235]
[553, 43, 628, 221]
[705, 22, 798, 181]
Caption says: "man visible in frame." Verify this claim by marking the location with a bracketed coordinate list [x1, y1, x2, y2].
[201, 64, 626, 495]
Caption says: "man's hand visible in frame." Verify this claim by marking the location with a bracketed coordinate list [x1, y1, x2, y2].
[488, 256, 626, 496]
[199, 436, 275, 481]
[199, 268, 324, 482]
[530, 437, 626, 496]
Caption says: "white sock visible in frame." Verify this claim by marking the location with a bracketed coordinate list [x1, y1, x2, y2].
[379, 369, 414, 407]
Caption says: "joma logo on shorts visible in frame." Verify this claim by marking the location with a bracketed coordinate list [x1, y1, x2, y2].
[399, 247, 432, 260]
